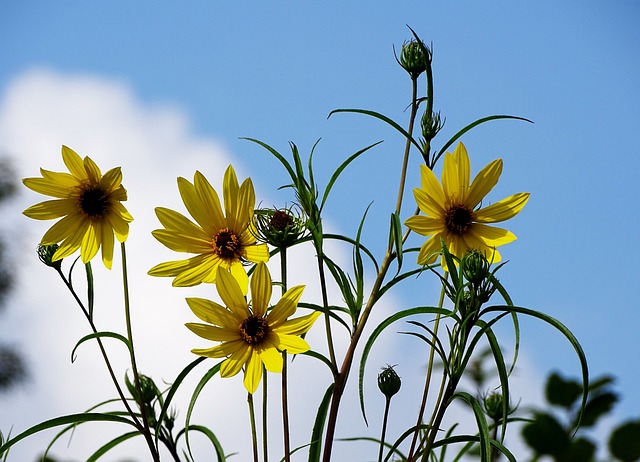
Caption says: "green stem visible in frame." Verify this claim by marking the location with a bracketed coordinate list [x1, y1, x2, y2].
[262, 370, 269, 462]
[120, 243, 160, 462]
[248, 392, 260, 462]
[395, 75, 419, 215]
[321, 71, 422, 462]
[280, 247, 291, 462]
[54, 266, 139, 426]
[377, 396, 392, 462]
[407, 277, 447, 460]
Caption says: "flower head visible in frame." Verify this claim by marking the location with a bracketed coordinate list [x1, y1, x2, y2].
[405, 142, 529, 268]
[148, 165, 269, 293]
[22, 146, 133, 269]
[185, 262, 320, 394]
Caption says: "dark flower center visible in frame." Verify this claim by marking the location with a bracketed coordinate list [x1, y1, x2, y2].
[444, 204, 474, 235]
[269, 210, 294, 231]
[239, 315, 270, 345]
[79, 186, 110, 218]
[213, 228, 242, 260]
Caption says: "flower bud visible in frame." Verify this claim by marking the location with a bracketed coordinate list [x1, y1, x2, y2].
[253, 206, 307, 248]
[378, 365, 401, 399]
[421, 110, 444, 142]
[461, 249, 491, 285]
[37, 244, 62, 270]
[399, 40, 430, 78]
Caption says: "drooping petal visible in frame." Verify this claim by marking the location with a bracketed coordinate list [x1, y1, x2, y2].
[52, 218, 90, 261]
[243, 349, 263, 394]
[101, 218, 115, 269]
[80, 222, 100, 264]
[220, 343, 252, 378]
[258, 343, 283, 373]
[417, 234, 443, 266]
[475, 192, 530, 223]
[250, 262, 272, 317]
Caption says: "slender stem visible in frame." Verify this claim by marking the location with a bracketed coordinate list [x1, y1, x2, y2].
[321, 72, 422, 462]
[377, 396, 392, 462]
[316, 250, 338, 370]
[120, 243, 160, 462]
[407, 278, 447, 460]
[395, 75, 419, 216]
[280, 248, 291, 462]
[262, 370, 269, 462]
[54, 267, 139, 425]
[248, 392, 260, 462]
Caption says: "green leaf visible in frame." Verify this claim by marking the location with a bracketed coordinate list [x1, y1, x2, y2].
[358, 306, 451, 424]
[184, 361, 222, 458]
[432, 115, 533, 167]
[328, 108, 424, 157]
[0, 413, 137, 455]
[521, 412, 569, 456]
[71, 331, 131, 363]
[562, 437, 596, 462]
[609, 420, 640, 461]
[86, 432, 140, 462]
[85, 261, 94, 320]
[176, 425, 226, 461]
[480, 304, 589, 433]
[579, 390, 618, 428]
[451, 392, 492, 461]
[389, 212, 403, 274]
[307, 384, 334, 462]
[319, 140, 382, 211]
[546, 371, 582, 409]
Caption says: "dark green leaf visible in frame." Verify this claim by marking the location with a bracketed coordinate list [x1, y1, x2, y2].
[609, 420, 640, 461]
[71, 331, 132, 363]
[579, 391, 618, 428]
[546, 371, 582, 409]
[307, 384, 334, 462]
[521, 412, 569, 456]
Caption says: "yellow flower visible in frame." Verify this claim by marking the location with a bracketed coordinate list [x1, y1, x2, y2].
[148, 165, 269, 293]
[185, 263, 320, 394]
[22, 146, 133, 269]
[405, 142, 529, 267]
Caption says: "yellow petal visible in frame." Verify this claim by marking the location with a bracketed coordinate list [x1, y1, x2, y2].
[274, 311, 320, 336]
[417, 235, 442, 266]
[243, 349, 263, 394]
[466, 159, 503, 209]
[100, 167, 123, 193]
[405, 215, 443, 237]
[192, 339, 243, 358]
[269, 285, 305, 326]
[51, 218, 90, 261]
[80, 222, 100, 264]
[258, 345, 283, 373]
[151, 229, 212, 253]
[442, 143, 470, 202]
[185, 323, 239, 342]
[40, 213, 84, 245]
[186, 297, 242, 327]
[83, 156, 102, 184]
[61, 146, 86, 179]
[216, 266, 250, 317]
[23, 199, 76, 220]
[22, 175, 77, 198]
[269, 332, 311, 354]
[101, 218, 115, 269]
[229, 261, 249, 295]
[250, 262, 272, 317]
[177, 176, 218, 235]
[223, 165, 239, 230]
[419, 165, 446, 210]
[220, 344, 252, 378]
[244, 243, 270, 264]
[171, 255, 218, 287]
[154, 207, 206, 238]
[235, 178, 255, 233]
[194, 171, 227, 231]
[468, 223, 517, 247]
[475, 192, 530, 223]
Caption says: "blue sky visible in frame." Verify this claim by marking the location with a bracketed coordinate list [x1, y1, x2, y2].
[1, 1, 639, 460]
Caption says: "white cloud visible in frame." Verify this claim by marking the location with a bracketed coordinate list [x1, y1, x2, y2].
[0, 69, 548, 462]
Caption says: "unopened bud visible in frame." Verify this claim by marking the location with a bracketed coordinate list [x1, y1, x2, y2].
[378, 365, 401, 399]
[37, 244, 62, 270]
[399, 40, 430, 78]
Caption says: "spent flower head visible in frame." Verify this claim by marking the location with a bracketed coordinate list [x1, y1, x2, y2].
[405, 142, 529, 269]
[185, 262, 320, 394]
[23, 146, 133, 269]
[148, 166, 269, 293]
